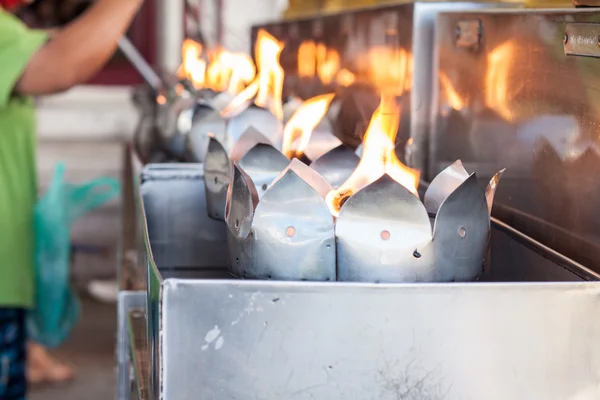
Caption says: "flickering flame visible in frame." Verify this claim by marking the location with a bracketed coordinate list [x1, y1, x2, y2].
[220, 79, 259, 118]
[298, 40, 346, 86]
[205, 49, 257, 94]
[282, 93, 336, 158]
[178, 39, 207, 89]
[227, 53, 257, 95]
[486, 41, 514, 121]
[439, 72, 464, 110]
[156, 94, 167, 105]
[316, 43, 340, 85]
[298, 41, 317, 78]
[205, 49, 231, 92]
[337, 68, 356, 87]
[254, 29, 284, 121]
[326, 94, 420, 217]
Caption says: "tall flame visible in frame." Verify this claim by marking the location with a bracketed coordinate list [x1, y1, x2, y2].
[282, 93, 336, 158]
[326, 94, 420, 217]
[316, 43, 340, 85]
[486, 41, 514, 121]
[178, 39, 207, 89]
[298, 40, 317, 79]
[254, 29, 285, 120]
[227, 53, 257, 95]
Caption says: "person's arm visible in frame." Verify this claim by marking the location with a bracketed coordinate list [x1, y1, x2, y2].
[14, 0, 143, 96]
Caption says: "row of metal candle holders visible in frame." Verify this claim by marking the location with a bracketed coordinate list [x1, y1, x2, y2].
[177, 89, 508, 284]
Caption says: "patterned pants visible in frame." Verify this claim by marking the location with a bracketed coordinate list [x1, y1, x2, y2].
[0, 309, 26, 400]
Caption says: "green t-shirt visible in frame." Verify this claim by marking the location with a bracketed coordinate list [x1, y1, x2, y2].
[0, 9, 48, 308]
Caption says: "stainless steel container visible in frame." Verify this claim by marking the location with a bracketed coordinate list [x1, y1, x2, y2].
[138, 162, 599, 400]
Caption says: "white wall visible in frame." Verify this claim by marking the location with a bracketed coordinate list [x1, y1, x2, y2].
[195, 0, 288, 52]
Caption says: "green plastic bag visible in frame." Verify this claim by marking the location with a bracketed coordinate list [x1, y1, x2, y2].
[27, 162, 120, 347]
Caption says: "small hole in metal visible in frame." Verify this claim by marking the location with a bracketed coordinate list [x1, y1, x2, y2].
[413, 249, 421, 259]
[267, 275, 272, 280]
[261, 184, 268, 191]
[458, 227, 467, 238]
[380, 230, 390, 241]
[235, 257, 239, 264]
[235, 219, 239, 229]
[213, 176, 218, 184]
[326, 244, 331, 249]
[286, 226, 296, 237]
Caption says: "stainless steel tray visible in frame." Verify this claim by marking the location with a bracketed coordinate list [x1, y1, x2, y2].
[140, 163, 600, 400]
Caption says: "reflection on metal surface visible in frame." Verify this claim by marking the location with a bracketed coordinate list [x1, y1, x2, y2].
[434, 9, 600, 272]
[485, 41, 515, 121]
[564, 23, 600, 58]
[252, 2, 510, 174]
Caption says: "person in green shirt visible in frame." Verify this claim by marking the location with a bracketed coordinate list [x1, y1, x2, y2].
[0, 0, 144, 397]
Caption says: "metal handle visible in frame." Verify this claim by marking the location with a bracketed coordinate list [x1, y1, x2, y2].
[118, 37, 165, 92]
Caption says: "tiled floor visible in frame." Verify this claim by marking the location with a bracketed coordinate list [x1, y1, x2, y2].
[29, 296, 117, 400]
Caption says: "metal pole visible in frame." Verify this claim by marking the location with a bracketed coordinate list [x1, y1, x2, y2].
[156, 0, 185, 73]
[118, 37, 164, 92]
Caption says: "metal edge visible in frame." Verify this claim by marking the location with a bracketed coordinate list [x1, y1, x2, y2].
[128, 307, 150, 400]
[137, 166, 162, 399]
[116, 291, 146, 400]
[490, 216, 600, 281]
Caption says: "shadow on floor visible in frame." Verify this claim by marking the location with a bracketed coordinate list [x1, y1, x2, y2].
[29, 295, 116, 400]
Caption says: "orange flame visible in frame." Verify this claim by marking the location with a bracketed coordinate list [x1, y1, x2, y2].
[298, 41, 317, 78]
[254, 29, 284, 121]
[326, 94, 420, 217]
[178, 39, 207, 89]
[439, 72, 464, 110]
[205, 49, 257, 94]
[227, 53, 257, 95]
[220, 79, 259, 118]
[337, 68, 356, 87]
[298, 40, 344, 86]
[282, 93, 336, 158]
[316, 43, 340, 85]
[486, 41, 514, 121]
[367, 47, 411, 95]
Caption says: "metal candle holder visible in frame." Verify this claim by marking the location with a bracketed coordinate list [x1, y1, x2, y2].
[202, 106, 344, 220]
[204, 127, 287, 220]
[225, 156, 504, 283]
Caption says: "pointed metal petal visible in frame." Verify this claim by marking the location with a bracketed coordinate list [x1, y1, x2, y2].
[247, 169, 336, 281]
[424, 160, 470, 215]
[226, 164, 255, 239]
[304, 129, 343, 162]
[239, 143, 290, 199]
[337, 175, 433, 283]
[208, 91, 236, 113]
[432, 173, 490, 282]
[273, 159, 333, 199]
[226, 164, 256, 278]
[203, 137, 230, 221]
[486, 169, 505, 215]
[230, 126, 274, 163]
[310, 145, 360, 189]
[188, 104, 227, 162]
[227, 105, 284, 152]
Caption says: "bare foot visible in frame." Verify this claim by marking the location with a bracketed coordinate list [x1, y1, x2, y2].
[27, 342, 75, 385]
